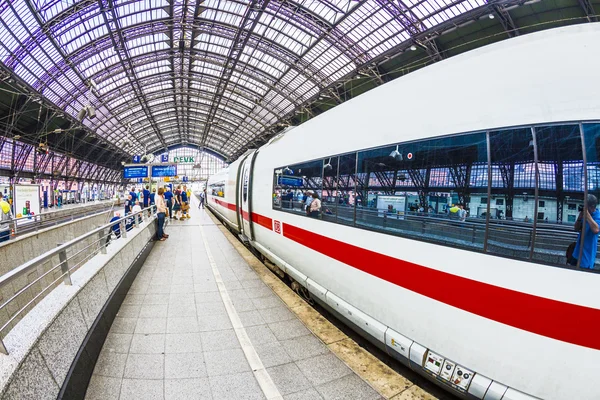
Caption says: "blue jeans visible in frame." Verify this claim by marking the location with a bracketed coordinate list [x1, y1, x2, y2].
[157, 212, 165, 240]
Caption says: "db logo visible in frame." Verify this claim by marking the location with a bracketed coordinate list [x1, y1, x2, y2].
[273, 220, 281, 234]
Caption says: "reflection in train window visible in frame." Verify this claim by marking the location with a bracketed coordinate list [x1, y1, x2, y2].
[209, 181, 225, 198]
[533, 125, 583, 265]
[273, 160, 322, 214]
[487, 127, 536, 260]
[270, 121, 600, 273]
[355, 133, 488, 251]
[583, 123, 600, 269]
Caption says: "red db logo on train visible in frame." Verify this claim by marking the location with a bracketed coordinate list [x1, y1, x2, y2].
[273, 220, 282, 234]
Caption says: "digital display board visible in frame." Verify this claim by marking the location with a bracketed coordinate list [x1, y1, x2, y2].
[123, 166, 149, 179]
[277, 176, 303, 187]
[151, 164, 177, 177]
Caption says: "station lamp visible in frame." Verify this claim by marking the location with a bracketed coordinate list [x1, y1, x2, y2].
[389, 145, 403, 160]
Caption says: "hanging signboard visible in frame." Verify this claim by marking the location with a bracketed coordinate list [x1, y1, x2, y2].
[151, 164, 177, 177]
[123, 165, 149, 179]
[277, 175, 303, 187]
[13, 184, 41, 226]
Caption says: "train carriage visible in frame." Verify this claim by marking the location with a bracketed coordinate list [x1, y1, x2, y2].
[207, 24, 600, 400]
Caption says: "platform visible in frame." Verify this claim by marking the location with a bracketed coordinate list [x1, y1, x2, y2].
[85, 201, 382, 400]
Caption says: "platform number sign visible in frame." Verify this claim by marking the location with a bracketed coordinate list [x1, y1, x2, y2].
[273, 220, 282, 234]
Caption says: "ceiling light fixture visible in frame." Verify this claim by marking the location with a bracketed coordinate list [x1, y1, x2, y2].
[489, 14, 495, 19]
[410, 45, 417, 51]
[389, 145, 403, 160]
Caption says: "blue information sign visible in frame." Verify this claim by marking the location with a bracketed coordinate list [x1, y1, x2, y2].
[160, 154, 169, 163]
[123, 166, 149, 179]
[132, 155, 141, 163]
[151, 164, 177, 177]
[277, 176, 303, 187]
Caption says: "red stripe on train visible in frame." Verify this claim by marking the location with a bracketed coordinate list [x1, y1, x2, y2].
[210, 199, 600, 350]
[281, 223, 600, 350]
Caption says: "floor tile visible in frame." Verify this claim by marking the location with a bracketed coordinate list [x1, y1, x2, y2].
[209, 371, 265, 399]
[269, 319, 310, 341]
[200, 329, 240, 351]
[195, 291, 223, 304]
[253, 341, 293, 368]
[124, 354, 164, 379]
[129, 334, 165, 354]
[267, 363, 312, 395]
[165, 352, 207, 379]
[165, 332, 203, 353]
[167, 316, 200, 333]
[110, 317, 137, 334]
[196, 302, 227, 317]
[258, 306, 296, 324]
[102, 333, 133, 354]
[120, 379, 164, 400]
[198, 313, 232, 331]
[168, 302, 197, 317]
[165, 378, 212, 400]
[281, 335, 329, 361]
[204, 348, 250, 376]
[245, 324, 277, 345]
[135, 318, 167, 334]
[237, 310, 266, 327]
[139, 304, 168, 318]
[296, 354, 352, 386]
[316, 373, 382, 400]
[284, 388, 324, 400]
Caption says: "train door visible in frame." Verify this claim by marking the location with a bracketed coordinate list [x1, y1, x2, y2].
[237, 150, 258, 241]
[238, 156, 252, 239]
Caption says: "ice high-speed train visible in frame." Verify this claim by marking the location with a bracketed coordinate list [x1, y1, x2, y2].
[206, 24, 600, 400]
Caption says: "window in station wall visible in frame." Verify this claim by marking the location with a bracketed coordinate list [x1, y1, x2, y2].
[487, 127, 536, 261]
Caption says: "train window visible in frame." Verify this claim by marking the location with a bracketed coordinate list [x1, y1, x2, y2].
[210, 181, 225, 198]
[581, 123, 600, 271]
[336, 153, 357, 227]
[533, 125, 583, 266]
[487, 128, 536, 260]
[355, 133, 487, 250]
[273, 160, 322, 216]
[321, 156, 339, 223]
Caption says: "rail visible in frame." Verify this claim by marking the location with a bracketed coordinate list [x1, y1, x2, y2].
[4, 200, 116, 239]
[0, 205, 156, 355]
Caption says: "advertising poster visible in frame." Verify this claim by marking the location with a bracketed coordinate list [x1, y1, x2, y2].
[14, 184, 41, 226]
[376, 195, 406, 220]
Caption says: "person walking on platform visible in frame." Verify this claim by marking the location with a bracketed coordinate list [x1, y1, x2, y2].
[0, 193, 13, 243]
[156, 188, 168, 241]
[164, 187, 174, 219]
[129, 187, 138, 203]
[199, 190, 205, 209]
[142, 185, 150, 208]
[173, 186, 183, 220]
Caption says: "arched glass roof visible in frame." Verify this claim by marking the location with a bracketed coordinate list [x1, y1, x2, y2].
[0, 0, 590, 161]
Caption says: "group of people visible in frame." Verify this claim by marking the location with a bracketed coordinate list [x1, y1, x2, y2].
[278, 189, 322, 218]
[154, 185, 192, 242]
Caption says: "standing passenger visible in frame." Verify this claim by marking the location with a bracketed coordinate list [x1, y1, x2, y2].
[569, 194, 600, 269]
[164, 187, 174, 219]
[155, 188, 167, 241]
[143, 185, 150, 209]
[309, 192, 321, 218]
[124, 194, 132, 215]
[304, 191, 313, 216]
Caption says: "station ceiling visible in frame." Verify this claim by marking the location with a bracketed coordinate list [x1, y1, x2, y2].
[0, 0, 597, 168]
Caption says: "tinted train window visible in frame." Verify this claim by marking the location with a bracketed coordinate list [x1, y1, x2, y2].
[487, 128, 535, 260]
[273, 160, 322, 215]
[355, 133, 488, 250]
[210, 182, 225, 197]
[533, 125, 582, 266]
[582, 123, 600, 270]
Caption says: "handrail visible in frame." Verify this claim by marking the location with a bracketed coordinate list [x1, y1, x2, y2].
[6, 200, 114, 224]
[0, 205, 156, 354]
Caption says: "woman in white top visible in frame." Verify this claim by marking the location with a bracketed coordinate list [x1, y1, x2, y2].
[309, 192, 321, 218]
[155, 188, 168, 241]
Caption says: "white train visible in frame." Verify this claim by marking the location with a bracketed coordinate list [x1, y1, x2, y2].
[207, 24, 600, 400]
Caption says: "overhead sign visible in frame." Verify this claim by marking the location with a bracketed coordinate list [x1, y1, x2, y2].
[151, 164, 177, 177]
[123, 165, 149, 179]
[160, 154, 169, 163]
[277, 175, 303, 187]
[173, 156, 195, 163]
[132, 155, 141, 163]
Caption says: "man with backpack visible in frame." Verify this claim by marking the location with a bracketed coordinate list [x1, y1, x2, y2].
[0, 193, 13, 243]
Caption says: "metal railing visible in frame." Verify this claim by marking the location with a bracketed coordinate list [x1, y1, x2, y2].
[0, 205, 156, 354]
[4, 200, 116, 239]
